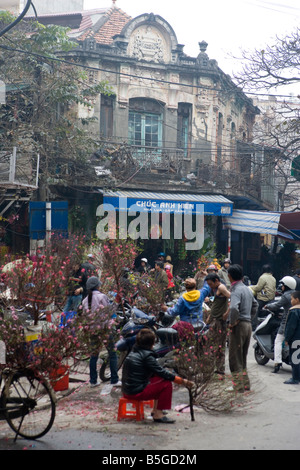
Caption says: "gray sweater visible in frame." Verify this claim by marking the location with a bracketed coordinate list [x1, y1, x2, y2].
[229, 281, 258, 326]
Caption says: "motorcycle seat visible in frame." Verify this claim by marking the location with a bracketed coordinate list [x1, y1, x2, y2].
[156, 327, 179, 344]
[192, 321, 205, 332]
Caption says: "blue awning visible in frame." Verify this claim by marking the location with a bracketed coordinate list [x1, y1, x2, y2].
[101, 190, 233, 216]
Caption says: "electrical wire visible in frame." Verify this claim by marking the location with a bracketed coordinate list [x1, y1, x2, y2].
[243, 0, 300, 16]
[1, 32, 298, 156]
[0, 27, 298, 197]
[0, 40, 299, 100]
[1, 72, 296, 169]
[0, 0, 32, 38]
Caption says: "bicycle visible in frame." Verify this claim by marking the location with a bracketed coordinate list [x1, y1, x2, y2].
[0, 367, 56, 441]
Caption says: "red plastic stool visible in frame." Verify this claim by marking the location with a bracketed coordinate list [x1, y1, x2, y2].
[117, 397, 154, 421]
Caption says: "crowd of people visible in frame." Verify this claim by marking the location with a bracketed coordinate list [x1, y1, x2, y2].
[63, 250, 300, 423]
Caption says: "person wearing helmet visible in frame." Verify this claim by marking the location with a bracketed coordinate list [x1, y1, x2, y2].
[137, 258, 149, 274]
[164, 255, 173, 275]
[218, 258, 231, 290]
[264, 275, 297, 373]
[157, 252, 165, 262]
[164, 264, 175, 301]
[207, 264, 218, 273]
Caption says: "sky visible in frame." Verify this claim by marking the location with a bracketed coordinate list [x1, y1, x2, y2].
[83, 0, 300, 95]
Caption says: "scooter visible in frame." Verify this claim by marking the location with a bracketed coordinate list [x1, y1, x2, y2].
[154, 313, 207, 369]
[253, 308, 290, 366]
[99, 305, 207, 381]
[99, 301, 158, 382]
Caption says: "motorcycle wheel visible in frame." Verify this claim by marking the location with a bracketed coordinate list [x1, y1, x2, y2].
[99, 351, 128, 382]
[254, 345, 270, 365]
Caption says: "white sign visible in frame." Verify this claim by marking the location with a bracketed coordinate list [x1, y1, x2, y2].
[0, 340, 6, 365]
[0, 80, 5, 105]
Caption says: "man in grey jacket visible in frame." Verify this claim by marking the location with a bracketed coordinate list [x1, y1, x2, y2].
[225, 264, 258, 392]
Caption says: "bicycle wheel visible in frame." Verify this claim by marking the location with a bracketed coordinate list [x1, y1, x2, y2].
[2, 369, 56, 440]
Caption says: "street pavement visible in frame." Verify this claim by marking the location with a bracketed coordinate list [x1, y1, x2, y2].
[0, 337, 299, 451]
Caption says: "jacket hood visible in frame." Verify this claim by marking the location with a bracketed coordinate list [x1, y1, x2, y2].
[182, 290, 201, 303]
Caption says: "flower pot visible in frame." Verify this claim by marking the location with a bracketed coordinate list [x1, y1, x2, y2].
[50, 365, 69, 392]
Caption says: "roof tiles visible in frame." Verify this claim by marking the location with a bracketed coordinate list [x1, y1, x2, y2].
[79, 7, 131, 44]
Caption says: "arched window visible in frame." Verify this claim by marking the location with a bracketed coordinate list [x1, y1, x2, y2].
[128, 98, 163, 150]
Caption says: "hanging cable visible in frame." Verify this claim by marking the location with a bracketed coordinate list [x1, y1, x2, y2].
[0, 0, 32, 38]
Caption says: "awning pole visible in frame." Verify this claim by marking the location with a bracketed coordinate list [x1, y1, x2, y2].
[46, 202, 51, 245]
[227, 228, 231, 259]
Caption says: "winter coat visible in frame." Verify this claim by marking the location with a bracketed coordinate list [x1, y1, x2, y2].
[154, 269, 169, 290]
[82, 290, 109, 313]
[167, 284, 211, 323]
[251, 272, 276, 302]
[293, 276, 300, 291]
[166, 269, 175, 289]
[229, 281, 258, 326]
[267, 290, 294, 335]
[122, 345, 175, 395]
[285, 307, 300, 345]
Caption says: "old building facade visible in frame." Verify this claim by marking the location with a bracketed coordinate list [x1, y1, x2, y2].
[68, 5, 278, 270]
[2, 3, 281, 273]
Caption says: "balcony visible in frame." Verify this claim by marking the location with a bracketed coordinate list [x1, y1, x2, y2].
[130, 145, 187, 173]
[0, 147, 39, 189]
[0, 147, 39, 214]
[116, 145, 276, 210]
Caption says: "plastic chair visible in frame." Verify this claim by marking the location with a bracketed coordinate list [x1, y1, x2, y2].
[117, 397, 154, 421]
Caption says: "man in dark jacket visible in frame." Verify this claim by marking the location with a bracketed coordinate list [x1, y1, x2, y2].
[293, 269, 300, 290]
[63, 261, 87, 313]
[284, 291, 300, 384]
[122, 329, 193, 423]
[265, 275, 296, 373]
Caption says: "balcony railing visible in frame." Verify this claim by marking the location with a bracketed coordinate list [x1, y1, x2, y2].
[130, 145, 187, 173]
[128, 145, 275, 207]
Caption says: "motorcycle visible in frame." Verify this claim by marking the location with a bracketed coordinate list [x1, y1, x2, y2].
[99, 294, 158, 382]
[99, 304, 207, 382]
[253, 308, 290, 366]
[154, 313, 207, 370]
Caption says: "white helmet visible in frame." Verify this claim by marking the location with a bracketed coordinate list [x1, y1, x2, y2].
[280, 276, 297, 290]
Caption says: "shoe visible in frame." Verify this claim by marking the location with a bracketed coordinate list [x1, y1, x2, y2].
[112, 380, 122, 387]
[100, 383, 113, 395]
[272, 363, 282, 373]
[153, 416, 176, 424]
[284, 378, 299, 385]
[90, 381, 101, 388]
[151, 411, 167, 416]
